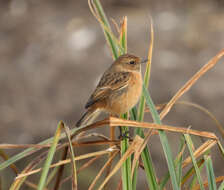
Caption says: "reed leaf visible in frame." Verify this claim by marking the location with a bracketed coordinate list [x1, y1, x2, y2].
[37, 121, 63, 190]
[205, 155, 217, 190]
[184, 134, 205, 190]
[143, 84, 179, 190]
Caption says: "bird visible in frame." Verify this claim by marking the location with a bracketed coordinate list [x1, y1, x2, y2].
[76, 53, 147, 127]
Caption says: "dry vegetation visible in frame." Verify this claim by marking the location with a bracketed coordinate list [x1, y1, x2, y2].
[0, 0, 224, 190]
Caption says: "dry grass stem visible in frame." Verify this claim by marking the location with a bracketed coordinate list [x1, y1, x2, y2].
[181, 159, 205, 186]
[0, 144, 52, 149]
[177, 101, 224, 138]
[11, 150, 49, 189]
[0, 150, 45, 190]
[71, 140, 120, 147]
[63, 126, 78, 190]
[131, 129, 153, 177]
[98, 136, 144, 190]
[182, 139, 217, 168]
[160, 49, 224, 120]
[2, 2, 223, 188]
[78, 133, 110, 141]
[87, 0, 123, 57]
[77, 155, 101, 173]
[110, 18, 120, 34]
[146, 101, 224, 138]
[88, 151, 119, 190]
[192, 176, 224, 190]
[109, 117, 218, 139]
[16, 146, 118, 179]
[115, 178, 122, 190]
[24, 181, 49, 190]
[59, 155, 102, 188]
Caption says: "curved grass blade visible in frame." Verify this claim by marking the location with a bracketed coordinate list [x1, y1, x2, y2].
[176, 136, 185, 187]
[160, 49, 224, 120]
[181, 158, 204, 187]
[175, 101, 224, 138]
[137, 18, 154, 122]
[160, 136, 185, 189]
[193, 176, 224, 190]
[89, 151, 119, 190]
[189, 160, 205, 190]
[64, 126, 77, 190]
[218, 180, 224, 190]
[143, 84, 179, 190]
[10, 149, 50, 190]
[134, 20, 159, 190]
[117, 16, 132, 190]
[37, 121, 63, 190]
[184, 134, 205, 190]
[217, 141, 224, 159]
[0, 126, 80, 171]
[90, 0, 124, 59]
[204, 155, 217, 190]
[98, 136, 143, 190]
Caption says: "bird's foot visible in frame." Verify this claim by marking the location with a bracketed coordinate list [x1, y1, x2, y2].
[118, 126, 130, 140]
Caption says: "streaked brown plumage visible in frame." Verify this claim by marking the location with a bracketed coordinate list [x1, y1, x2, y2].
[76, 53, 147, 127]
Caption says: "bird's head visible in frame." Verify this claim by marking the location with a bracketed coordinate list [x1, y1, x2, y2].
[113, 54, 147, 72]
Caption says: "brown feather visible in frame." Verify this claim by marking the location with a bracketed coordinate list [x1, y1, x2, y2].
[85, 72, 130, 109]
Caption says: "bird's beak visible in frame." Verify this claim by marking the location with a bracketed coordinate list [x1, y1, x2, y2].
[140, 58, 148, 64]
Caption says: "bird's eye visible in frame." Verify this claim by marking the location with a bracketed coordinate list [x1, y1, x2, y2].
[129, 60, 135, 65]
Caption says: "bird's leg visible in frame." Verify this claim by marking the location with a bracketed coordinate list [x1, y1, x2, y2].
[119, 112, 131, 140]
[111, 113, 130, 140]
[118, 126, 130, 140]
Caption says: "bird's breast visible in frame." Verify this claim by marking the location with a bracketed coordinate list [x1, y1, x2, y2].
[126, 72, 142, 109]
[107, 72, 142, 114]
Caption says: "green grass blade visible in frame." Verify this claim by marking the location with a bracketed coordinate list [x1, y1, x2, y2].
[133, 118, 159, 190]
[121, 139, 132, 190]
[217, 141, 224, 159]
[0, 142, 48, 171]
[141, 148, 159, 190]
[133, 21, 159, 190]
[132, 165, 138, 190]
[37, 121, 63, 190]
[92, 0, 120, 59]
[130, 107, 137, 121]
[137, 20, 153, 122]
[91, 1, 132, 188]
[137, 59, 151, 122]
[160, 136, 185, 189]
[218, 180, 224, 190]
[132, 139, 159, 190]
[119, 17, 127, 54]
[176, 136, 184, 187]
[64, 126, 78, 189]
[159, 171, 170, 190]
[118, 19, 132, 190]
[142, 85, 160, 123]
[121, 113, 132, 190]
[0, 126, 80, 171]
[184, 134, 205, 190]
[118, 17, 132, 190]
[46, 166, 59, 186]
[181, 158, 204, 187]
[205, 155, 217, 190]
[189, 160, 205, 189]
[142, 84, 179, 190]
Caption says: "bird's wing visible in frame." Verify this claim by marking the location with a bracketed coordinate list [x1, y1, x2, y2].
[85, 72, 131, 109]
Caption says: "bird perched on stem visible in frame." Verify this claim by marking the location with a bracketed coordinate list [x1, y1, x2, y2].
[76, 54, 147, 127]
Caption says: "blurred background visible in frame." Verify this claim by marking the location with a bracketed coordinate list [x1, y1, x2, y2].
[0, 0, 224, 189]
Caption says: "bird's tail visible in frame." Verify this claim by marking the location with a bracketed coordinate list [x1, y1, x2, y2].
[76, 108, 99, 127]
